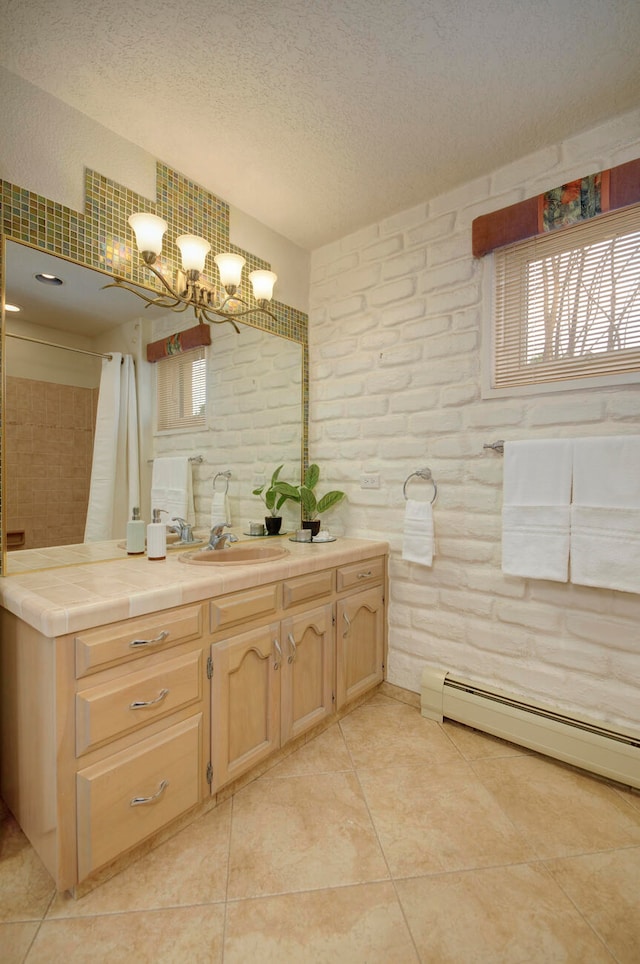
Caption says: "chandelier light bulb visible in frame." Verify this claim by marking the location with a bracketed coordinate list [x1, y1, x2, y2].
[128, 213, 168, 260]
[214, 253, 246, 291]
[176, 235, 211, 274]
[249, 269, 277, 302]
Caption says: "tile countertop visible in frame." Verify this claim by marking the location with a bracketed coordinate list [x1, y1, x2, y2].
[0, 537, 389, 639]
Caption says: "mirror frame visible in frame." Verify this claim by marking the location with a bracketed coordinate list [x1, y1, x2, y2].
[0, 165, 309, 576]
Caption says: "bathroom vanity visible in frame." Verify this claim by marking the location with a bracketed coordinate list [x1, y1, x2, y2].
[0, 537, 387, 893]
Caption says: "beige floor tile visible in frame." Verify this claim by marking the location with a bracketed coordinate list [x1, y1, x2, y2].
[47, 801, 232, 918]
[441, 719, 531, 761]
[264, 723, 354, 778]
[358, 759, 534, 877]
[339, 700, 461, 769]
[227, 771, 389, 899]
[545, 846, 640, 964]
[0, 921, 40, 964]
[396, 863, 614, 963]
[613, 784, 640, 813]
[0, 813, 55, 922]
[224, 882, 419, 963]
[472, 754, 640, 859]
[25, 905, 225, 963]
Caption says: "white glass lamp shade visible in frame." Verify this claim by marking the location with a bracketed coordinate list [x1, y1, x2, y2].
[128, 213, 168, 257]
[249, 269, 277, 302]
[214, 253, 246, 289]
[176, 235, 211, 273]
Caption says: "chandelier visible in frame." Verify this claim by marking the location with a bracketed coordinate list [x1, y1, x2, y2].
[103, 213, 278, 333]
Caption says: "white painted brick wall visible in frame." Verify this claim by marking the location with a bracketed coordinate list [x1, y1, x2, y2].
[309, 108, 640, 734]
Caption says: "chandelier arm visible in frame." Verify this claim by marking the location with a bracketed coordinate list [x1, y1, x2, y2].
[199, 306, 241, 333]
[145, 262, 184, 299]
[102, 278, 183, 311]
[212, 304, 280, 325]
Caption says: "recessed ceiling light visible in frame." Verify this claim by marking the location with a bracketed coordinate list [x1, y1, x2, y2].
[35, 273, 63, 285]
[5, 303, 21, 312]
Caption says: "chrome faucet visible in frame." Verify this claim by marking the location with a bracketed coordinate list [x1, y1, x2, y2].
[168, 517, 196, 544]
[207, 523, 239, 550]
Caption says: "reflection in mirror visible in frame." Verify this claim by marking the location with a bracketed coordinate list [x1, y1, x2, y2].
[3, 239, 303, 574]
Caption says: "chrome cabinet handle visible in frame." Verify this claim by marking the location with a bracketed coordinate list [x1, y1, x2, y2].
[129, 688, 169, 710]
[287, 632, 297, 663]
[273, 638, 282, 670]
[357, 570, 373, 579]
[343, 612, 351, 634]
[130, 779, 169, 807]
[129, 630, 170, 648]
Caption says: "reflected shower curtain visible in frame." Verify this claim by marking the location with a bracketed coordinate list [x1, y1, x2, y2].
[84, 353, 140, 542]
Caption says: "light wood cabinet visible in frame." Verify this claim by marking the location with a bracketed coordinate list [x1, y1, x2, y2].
[210, 602, 335, 790]
[0, 549, 386, 893]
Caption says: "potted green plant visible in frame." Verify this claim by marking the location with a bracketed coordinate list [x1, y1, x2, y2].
[252, 465, 293, 534]
[276, 463, 346, 536]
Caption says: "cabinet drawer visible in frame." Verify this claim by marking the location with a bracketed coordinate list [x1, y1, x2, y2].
[76, 715, 201, 881]
[75, 605, 202, 679]
[282, 569, 334, 609]
[336, 557, 385, 592]
[209, 583, 279, 632]
[76, 650, 202, 756]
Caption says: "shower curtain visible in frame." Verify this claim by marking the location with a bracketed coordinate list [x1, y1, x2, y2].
[84, 353, 140, 542]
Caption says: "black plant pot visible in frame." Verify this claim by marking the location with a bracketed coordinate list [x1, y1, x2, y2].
[302, 519, 321, 537]
[264, 516, 282, 535]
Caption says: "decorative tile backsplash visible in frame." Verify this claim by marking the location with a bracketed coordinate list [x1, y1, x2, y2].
[0, 162, 309, 575]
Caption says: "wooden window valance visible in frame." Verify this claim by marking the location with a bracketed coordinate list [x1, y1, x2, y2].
[472, 157, 640, 258]
[146, 323, 211, 362]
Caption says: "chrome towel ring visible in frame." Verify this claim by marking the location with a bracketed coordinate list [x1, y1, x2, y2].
[403, 467, 437, 504]
[213, 470, 231, 494]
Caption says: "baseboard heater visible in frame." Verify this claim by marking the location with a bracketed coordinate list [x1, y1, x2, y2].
[421, 667, 640, 790]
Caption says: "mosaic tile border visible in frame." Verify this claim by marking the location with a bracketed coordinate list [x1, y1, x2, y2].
[0, 162, 309, 575]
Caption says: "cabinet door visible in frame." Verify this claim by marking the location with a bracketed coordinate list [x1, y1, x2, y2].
[336, 586, 385, 708]
[281, 603, 334, 745]
[211, 622, 281, 791]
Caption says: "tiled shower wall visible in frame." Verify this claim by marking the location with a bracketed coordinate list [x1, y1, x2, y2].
[309, 109, 640, 733]
[4, 377, 97, 550]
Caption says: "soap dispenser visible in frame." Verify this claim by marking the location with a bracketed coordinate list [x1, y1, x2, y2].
[126, 507, 146, 555]
[147, 509, 167, 561]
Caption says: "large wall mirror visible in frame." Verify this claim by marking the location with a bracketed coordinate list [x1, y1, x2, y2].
[2, 238, 304, 575]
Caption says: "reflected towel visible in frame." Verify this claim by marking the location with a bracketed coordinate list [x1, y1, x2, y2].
[151, 457, 195, 525]
[210, 491, 231, 527]
[402, 499, 434, 567]
[571, 436, 640, 593]
[501, 439, 572, 582]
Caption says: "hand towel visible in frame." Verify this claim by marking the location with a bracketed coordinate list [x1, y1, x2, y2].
[210, 490, 231, 527]
[501, 439, 572, 582]
[402, 499, 434, 566]
[151, 457, 195, 525]
[571, 436, 640, 593]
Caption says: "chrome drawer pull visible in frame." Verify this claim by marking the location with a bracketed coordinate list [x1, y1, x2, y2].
[129, 688, 169, 710]
[287, 632, 297, 663]
[357, 570, 373, 579]
[130, 779, 169, 807]
[129, 630, 170, 648]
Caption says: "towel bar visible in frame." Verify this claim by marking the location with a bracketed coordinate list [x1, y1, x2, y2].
[403, 468, 437, 504]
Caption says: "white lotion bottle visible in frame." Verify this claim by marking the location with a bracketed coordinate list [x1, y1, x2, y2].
[146, 508, 167, 560]
[126, 507, 146, 555]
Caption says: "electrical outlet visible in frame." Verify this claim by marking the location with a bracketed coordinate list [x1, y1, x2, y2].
[360, 473, 380, 489]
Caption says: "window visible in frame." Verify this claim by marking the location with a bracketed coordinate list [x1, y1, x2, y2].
[156, 347, 206, 431]
[491, 204, 640, 391]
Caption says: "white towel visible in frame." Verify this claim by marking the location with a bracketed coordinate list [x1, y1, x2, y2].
[501, 439, 572, 582]
[571, 436, 640, 593]
[151, 457, 195, 525]
[402, 499, 434, 566]
[210, 491, 231, 527]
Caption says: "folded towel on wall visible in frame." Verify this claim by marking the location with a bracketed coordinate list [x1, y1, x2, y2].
[501, 439, 572, 582]
[402, 499, 434, 567]
[151, 457, 195, 525]
[571, 436, 640, 593]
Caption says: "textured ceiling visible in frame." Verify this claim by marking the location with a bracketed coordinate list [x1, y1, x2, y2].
[1, 0, 639, 250]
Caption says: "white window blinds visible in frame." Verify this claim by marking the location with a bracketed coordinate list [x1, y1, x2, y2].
[492, 204, 640, 389]
[156, 347, 206, 431]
